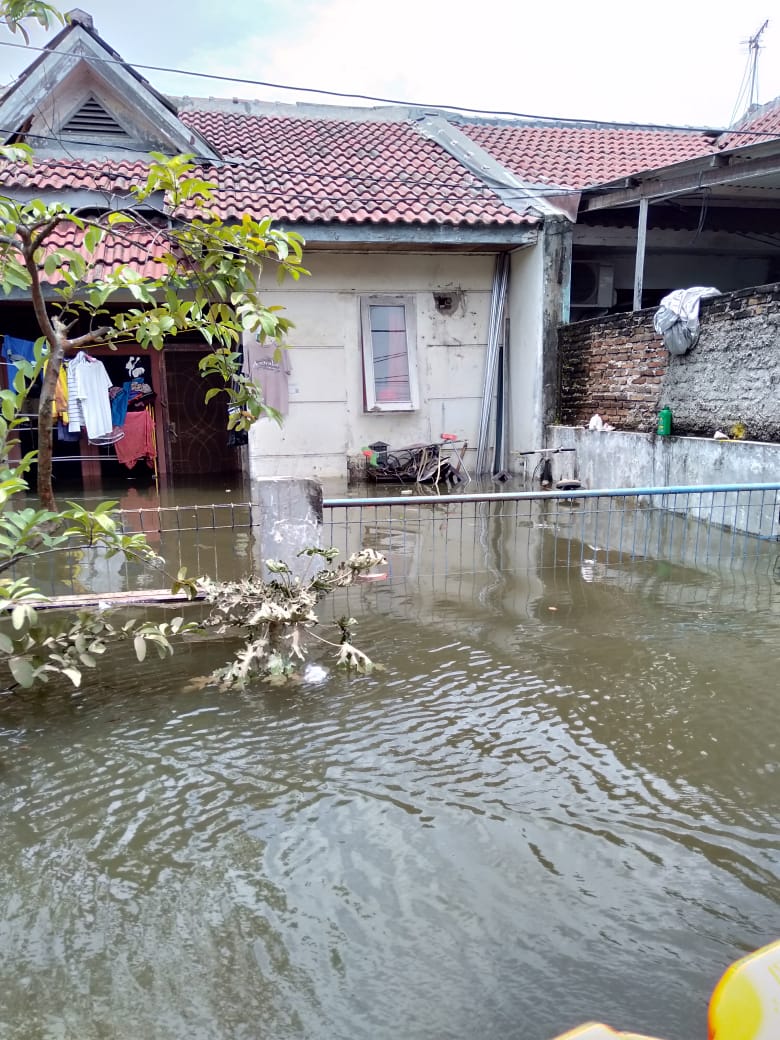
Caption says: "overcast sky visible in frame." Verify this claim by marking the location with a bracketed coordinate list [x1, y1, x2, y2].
[1, 0, 778, 129]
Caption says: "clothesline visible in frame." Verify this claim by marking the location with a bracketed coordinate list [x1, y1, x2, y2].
[2, 337, 158, 481]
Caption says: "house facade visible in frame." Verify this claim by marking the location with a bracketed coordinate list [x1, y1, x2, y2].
[0, 11, 562, 487]
[3, 9, 777, 490]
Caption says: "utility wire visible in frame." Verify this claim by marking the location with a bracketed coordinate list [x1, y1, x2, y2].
[2, 37, 779, 138]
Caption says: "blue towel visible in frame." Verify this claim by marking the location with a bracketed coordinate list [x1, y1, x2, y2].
[110, 382, 131, 426]
[2, 335, 37, 388]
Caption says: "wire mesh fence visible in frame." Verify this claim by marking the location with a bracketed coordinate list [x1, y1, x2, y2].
[10, 483, 780, 598]
[321, 484, 780, 583]
[15, 502, 257, 600]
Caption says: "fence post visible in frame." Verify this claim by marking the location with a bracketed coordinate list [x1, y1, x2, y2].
[250, 478, 323, 580]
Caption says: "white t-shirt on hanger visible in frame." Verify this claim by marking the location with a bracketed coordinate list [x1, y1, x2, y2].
[67, 353, 113, 439]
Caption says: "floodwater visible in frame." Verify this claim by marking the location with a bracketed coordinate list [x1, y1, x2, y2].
[1, 507, 779, 1040]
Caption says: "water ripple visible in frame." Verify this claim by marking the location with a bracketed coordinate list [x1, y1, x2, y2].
[0, 578, 778, 1040]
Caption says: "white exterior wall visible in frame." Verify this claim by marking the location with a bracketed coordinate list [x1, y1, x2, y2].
[575, 250, 771, 300]
[246, 250, 504, 484]
[248, 245, 544, 484]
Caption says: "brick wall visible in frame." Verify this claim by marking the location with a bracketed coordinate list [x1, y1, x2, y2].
[558, 307, 666, 430]
[557, 282, 780, 441]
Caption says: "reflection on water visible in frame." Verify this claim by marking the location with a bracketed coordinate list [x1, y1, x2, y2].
[1, 510, 779, 1040]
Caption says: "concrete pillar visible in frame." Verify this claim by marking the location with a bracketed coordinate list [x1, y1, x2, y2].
[250, 477, 323, 580]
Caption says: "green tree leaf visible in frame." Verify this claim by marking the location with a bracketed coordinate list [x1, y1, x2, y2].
[134, 635, 147, 662]
[8, 655, 35, 687]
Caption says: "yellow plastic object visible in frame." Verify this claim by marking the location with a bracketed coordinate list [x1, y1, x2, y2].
[549, 939, 780, 1040]
[551, 1025, 662, 1040]
[708, 940, 780, 1040]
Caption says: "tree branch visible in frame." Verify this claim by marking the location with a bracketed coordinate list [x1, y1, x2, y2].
[15, 224, 57, 346]
[67, 326, 113, 350]
[29, 214, 64, 254]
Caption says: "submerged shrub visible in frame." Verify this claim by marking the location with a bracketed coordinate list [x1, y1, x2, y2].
[199, 547, 386, 686]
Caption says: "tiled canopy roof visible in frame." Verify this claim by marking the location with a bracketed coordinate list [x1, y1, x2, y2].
[459, 122, 716, 189]
[36, 223, 171, 283]
[1, 158, 150, 196]
[0, 159, 174, 280]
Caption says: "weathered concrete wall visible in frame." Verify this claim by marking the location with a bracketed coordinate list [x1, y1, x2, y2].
[540, 219, 574, 431]
[664, 288, 780, 441]
[251, 477, 323, 579]
[509, 240, 545, 452]
[547, 425, 780, 538]
[558, 282, 780, 442]
[248, 251, 498, 482]
[247, 243, 549, 484]
[247, 250, 513, 483]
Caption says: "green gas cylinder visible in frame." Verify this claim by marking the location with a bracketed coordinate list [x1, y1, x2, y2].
[657, 407, 672, 437]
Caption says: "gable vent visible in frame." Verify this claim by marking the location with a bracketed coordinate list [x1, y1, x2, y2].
[62, 98, 128, 137]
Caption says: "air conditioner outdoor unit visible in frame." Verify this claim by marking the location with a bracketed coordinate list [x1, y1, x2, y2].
[571, 262, 615, 308]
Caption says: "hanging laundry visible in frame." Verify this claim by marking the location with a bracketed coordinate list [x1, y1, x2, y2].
[89, 427, 125, 446]
[227, 406, 249, 447]
[114, 410, 155, 470]
[2, 335, 37, 388]
[56, 420, 80, 443]
[126, 380, 154, 410]
[227, 340, 248, 447]
[242, 333, 291, 416]
[109, 384, 130, 426]
[67, 354, 86, 432]
[42, 360, 70, 424]
[66, 352, 113, 439]
[53, 364, 69, 424]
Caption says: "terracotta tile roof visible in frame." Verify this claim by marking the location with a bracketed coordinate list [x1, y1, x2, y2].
[1, 113, 536, 228]
[0, 159, 172, 281]
[30, 222, 171, 283]
[176, 109, 535, 226]
[458, 121, 716, 189]
[0, 157, 151, 196]
[6, 104, 780, 242]
[716, 96, 780, 151]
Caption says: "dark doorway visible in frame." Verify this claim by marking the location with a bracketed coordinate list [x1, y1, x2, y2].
[162, 348, 242, 477]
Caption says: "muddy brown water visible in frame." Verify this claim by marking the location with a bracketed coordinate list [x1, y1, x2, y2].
[1, 493, 779, 1040]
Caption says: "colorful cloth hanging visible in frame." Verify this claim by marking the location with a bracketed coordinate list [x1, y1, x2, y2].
[114, 409, 155, 470]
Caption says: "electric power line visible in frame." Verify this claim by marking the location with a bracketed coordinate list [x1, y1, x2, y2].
[2, 36, 779, 139]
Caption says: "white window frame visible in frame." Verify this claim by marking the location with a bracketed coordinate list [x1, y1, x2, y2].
[360, 295, 419, 412]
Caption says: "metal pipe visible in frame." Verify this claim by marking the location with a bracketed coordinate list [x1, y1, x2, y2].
[475, 253, 510, 475]
[323, 482, 780, 509]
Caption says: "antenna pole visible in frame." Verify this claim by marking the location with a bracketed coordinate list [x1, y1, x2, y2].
[747, 19, 769, 109]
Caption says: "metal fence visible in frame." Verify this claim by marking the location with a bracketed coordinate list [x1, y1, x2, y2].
[13, 483, 780, 599]
[18, 502, 257, 600]
[321, 483, 780, 583]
